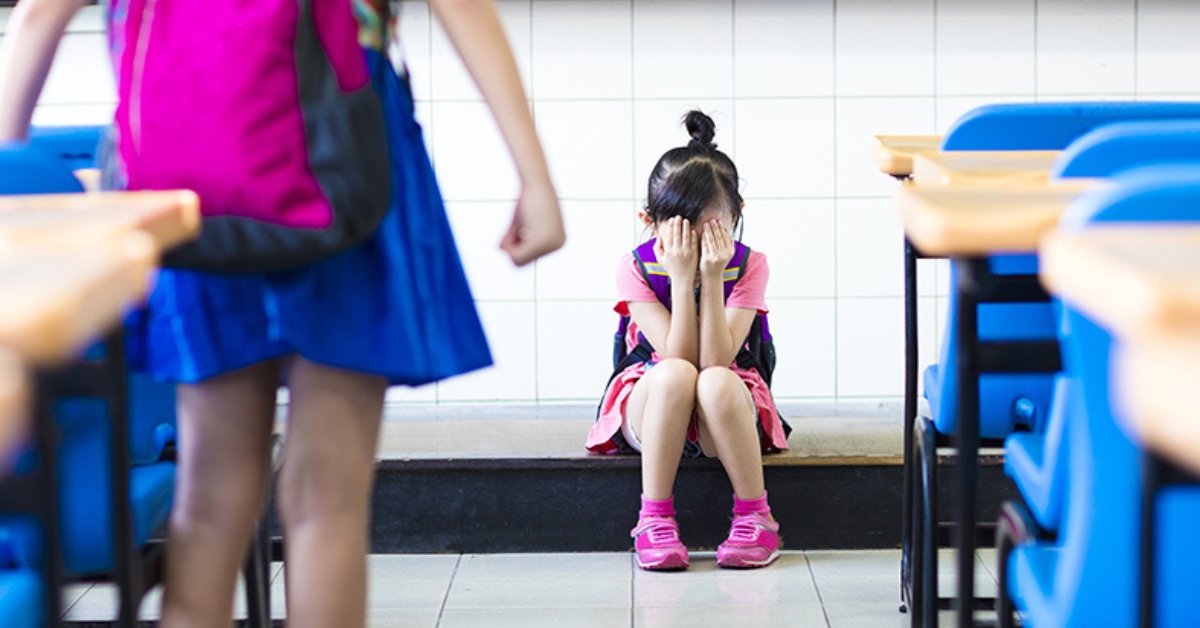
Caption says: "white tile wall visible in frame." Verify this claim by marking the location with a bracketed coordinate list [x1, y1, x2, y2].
[12, 0, 1200, 403]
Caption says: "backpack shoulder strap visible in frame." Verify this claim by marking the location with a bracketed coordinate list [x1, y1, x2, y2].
[632, 239, 671, 308]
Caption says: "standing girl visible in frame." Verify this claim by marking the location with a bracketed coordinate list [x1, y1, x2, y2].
[587, 111, 788, 571]
[0, 0, 564, 626]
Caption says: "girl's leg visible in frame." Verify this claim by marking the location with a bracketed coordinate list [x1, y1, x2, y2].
[161, 361, 280, 628]
[625, 358, 699, 499]
[694, 366, 764, 500]
[275, 356, 388, 628]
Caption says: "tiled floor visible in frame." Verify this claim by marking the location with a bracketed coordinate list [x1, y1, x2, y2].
[62, 548, 999, 627]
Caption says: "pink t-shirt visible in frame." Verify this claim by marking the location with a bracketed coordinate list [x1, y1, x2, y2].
[614, 249, 770, 354]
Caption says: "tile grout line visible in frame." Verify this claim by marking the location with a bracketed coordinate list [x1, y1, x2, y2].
[805, 551, 834, 628]
[432, 553, 464, 627]
[628, 551, 636, 627]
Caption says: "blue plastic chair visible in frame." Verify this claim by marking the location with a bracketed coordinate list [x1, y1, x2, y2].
[0, 521, 44, 628]
[941, 102, 1200, 151]
[999, 167, 1200, 628]
[1005, 121, 1200, 534]
[27, 126, 104, 173]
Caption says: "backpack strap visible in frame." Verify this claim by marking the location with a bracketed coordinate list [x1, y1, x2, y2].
[633, 239, 752, 309]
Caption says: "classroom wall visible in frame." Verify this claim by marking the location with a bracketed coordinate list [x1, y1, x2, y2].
[4, 0, 1200, 405]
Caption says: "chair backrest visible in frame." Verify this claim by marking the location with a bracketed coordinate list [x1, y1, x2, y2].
[941, 102, 1200, 151]
[1041, 167, 1200, 626]
[27, 125, 105, 172]
[1052, 120, 1200, 180]
[0, 143, 85, 195]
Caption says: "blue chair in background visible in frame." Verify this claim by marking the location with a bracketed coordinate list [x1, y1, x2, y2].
[906, 101, 1200, 628]
[26, 126, 104, 173]
[997, 166, 1200, 628]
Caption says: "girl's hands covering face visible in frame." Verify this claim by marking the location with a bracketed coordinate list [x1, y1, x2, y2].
[700, 219, 735, 282]
[654, 216, 699, 282]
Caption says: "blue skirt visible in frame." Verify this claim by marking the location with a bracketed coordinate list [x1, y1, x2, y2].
[126, 50, 492, 385]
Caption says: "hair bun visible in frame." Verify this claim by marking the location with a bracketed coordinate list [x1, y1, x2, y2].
[683, 110, 717, 151]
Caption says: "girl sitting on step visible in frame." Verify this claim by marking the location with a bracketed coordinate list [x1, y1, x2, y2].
[587, 110, 789, 571]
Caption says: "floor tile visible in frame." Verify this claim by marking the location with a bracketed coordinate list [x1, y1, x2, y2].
[635, 552, 819, 608]
[824, 603, 910, 628]
[444, 575, 630, 610]
[365, 607, 442, 628]
[59, 583, 92, 615]
[368, 577, 454, 611]
[369, 553, 461, 582]
[439, 607, 633, 628]
[634, 603, 828, 628]
[454, 552, 631, 581]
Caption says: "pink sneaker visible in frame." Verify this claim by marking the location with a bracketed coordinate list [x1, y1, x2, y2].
[631, 517, 689, 571]
[716, 512, 780, 569]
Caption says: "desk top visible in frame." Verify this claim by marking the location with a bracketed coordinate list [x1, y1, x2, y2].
[1040, 225, 1200, 340]
[896, 179, 1098, 256]
[872, 135, 942, 177]
[1117, 338, 1200, 476]
[0, 348, 26, 461]
[0, 233, 157, 366]
[910, 151, 1060, 187]
[0, 190, 200, 255]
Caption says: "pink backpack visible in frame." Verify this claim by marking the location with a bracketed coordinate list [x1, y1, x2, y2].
[105, 0, 390, 272]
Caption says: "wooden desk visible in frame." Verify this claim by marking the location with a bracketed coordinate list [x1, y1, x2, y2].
[910, 150, 1060, 187]
[873, 135, 942, 178]
[0, 233, 157, 366]
[1041, 226, 1200, 475]
[0, 190, 201, 255]
[0, 348, 27, 459]
[897, 179, 1099, 256]
[73, 169, 101, 193]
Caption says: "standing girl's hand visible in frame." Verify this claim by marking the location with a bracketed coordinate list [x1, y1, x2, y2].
[501, 177, 566, 266]
[700, 219, 735, 283]
[654, 216, 699, 283]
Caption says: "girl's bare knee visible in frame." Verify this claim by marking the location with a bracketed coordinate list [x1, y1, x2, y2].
[277, 448, 374, 530]
[695, 367, 754, 425]
[652, 358, 699, 386]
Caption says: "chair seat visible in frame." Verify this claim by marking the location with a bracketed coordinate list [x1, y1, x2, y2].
[1004, 375, 1073, 531]
[62, 461, 174, 575]
[1009, 545, 1064, 628]
[0, 568, 44, 628]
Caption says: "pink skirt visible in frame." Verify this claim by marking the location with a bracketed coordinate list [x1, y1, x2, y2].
[586, 360, 790, 455]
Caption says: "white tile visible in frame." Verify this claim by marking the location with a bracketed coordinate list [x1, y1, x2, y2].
[915, 257, 939, 298]
[1036, 0, 1136, 96]
[918, 296, 939, 395]
[632, 99, 735, 196]
[836, 97, 936, 198]
[395, 0, 433, 101]
[535, 100, 634, 200]
[735, 98, 835, 199]
[822, 603, 911, 628]
[632, 0, 734, 99]
[530, 0, 632, 100]
[1136, 0, 1200, 94]
[935, 95, 1031, 135]
[537, 200, 638, 301]
[430, 0, 531, 101]
[635, 604, 827, 628]
[935, 0, 1035, 96]
[39, 33, 115, 106]
[634, 559, 820, 607]
[0, 5, 103, 35]
[835, 0, 934, 97]
[836, 298, 903, 397]
[368, 553, 461, 583]
[442, 608, 632, 628]
[836, 198, 904, 298]
[734, 0, 834, 98]
[367, 607, 442, 628]
[437, 301, 537, 402]
[443, 201, 536, 301]
[455, 552, 632, 580]
[767, 299, 836, 399]
[30, 103, 116, 127]
[431, 101, 520, 201]
[367, 577, 454, 610]
[748, 199, 836, 300]
[384, 384, 438, 403]
[536, 300, 620, 401]
[444, 575, 629, 609]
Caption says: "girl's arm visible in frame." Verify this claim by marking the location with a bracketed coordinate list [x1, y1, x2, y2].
[427, 0, 565, 267]
[625, 216, 700, 366]
[697, 221, 756, 369]
[0, 0, 87, 141]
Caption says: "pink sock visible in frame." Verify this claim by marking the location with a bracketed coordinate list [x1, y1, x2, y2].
[639, 495, 676, 519]
[733, 491, 771, 517]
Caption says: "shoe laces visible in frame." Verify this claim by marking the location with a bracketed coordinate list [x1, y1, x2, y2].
[635, 517, 681, 544]
[727, 514, 766, 543]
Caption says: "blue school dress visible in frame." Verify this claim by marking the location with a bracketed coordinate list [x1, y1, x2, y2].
[125, 48, 492, 385]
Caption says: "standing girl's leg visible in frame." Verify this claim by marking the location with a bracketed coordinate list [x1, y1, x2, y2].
[161, 361, 280, 628]
[275, 357, 388, 628]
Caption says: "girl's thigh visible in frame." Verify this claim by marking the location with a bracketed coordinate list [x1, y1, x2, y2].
[623, 359, 697, 443]
[694, 373, 757, 459]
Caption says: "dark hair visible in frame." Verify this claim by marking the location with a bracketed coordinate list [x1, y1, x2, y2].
[645, 110, 743, 229]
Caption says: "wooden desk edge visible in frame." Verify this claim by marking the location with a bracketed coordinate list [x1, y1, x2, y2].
[0, 348, 28, 457]
[873, 135, 941, 177]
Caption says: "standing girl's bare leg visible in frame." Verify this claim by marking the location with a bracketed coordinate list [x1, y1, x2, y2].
[161, 361, 280, 628]
[694, 366, 764, 500]
[624, 358, 699, 500]
[275, 357, 388, 628]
